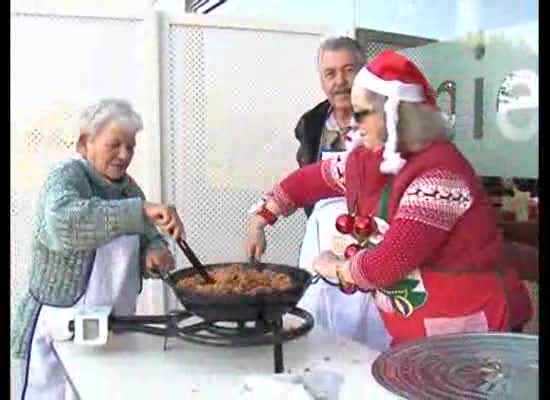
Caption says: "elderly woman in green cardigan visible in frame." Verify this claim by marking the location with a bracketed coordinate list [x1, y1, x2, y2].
[11, 99, 185, 400]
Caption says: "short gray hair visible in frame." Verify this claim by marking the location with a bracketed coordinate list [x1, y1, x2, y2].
[317, 36, 366, 71]
[79, 98, 143, 138]
[364, 89, 448, 149]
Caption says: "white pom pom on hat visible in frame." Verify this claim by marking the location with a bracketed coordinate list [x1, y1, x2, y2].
[353, 50, 437, 174]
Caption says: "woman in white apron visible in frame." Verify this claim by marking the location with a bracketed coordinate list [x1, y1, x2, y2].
[297, 150, 391, 351]
[11, 99, 185, 400]
[24, 235, 143, 400]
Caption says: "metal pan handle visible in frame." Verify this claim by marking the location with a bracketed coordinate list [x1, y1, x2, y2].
[149, 268, 173, 284]
[311, 273, 373, 294]
[311, 273, 338, 287]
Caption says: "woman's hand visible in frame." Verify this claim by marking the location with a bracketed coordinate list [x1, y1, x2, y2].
[246, 215, 268, 258]
[144, 202, 186, 240]
[312, 250, 342, 280]
[145, 247, 175, 274]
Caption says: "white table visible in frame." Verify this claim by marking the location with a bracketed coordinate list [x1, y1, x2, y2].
[54, 324, 402, 399]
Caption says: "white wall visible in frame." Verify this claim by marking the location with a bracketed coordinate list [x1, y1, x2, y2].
[12, 0, 154, 14]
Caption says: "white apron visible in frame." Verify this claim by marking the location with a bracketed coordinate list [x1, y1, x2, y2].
[297, 151, 391, 351]
[21, 235, 141, 400]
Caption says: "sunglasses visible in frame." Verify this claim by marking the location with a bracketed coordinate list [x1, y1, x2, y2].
[353, 109, 374, 122]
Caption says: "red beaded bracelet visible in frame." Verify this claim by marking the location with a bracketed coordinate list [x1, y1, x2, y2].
[256, 204, 278, 225]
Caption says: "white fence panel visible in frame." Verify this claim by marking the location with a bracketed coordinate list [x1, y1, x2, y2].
[160, 15, 324, 307]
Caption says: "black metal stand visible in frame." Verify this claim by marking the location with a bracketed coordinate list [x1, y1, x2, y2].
[110, 308, 315, 374]
[273, 317, 284, 374]
[164, 310, 184, 351]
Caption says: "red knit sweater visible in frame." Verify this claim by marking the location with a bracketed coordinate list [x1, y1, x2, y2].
[268, 142, 531, 331]
[271, 142, 501, 286]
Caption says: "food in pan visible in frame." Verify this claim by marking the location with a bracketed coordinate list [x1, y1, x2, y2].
[175, 264, 293, 295]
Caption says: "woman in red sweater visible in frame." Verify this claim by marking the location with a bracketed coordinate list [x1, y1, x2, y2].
[247, 50, 531, 345]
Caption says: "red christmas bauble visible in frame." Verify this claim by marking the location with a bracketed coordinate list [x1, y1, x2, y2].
[344, 243, 362, 259]
[354, 215, 375, 238]
[335, 214, 355, 235]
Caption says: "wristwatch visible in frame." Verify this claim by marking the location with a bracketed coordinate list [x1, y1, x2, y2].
[248, 199, 278, 226]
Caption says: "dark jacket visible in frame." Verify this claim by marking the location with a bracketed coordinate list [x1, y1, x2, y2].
[294, 100, 331, 216]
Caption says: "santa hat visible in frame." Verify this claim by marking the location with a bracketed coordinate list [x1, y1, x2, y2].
[353, 50, 436, 174]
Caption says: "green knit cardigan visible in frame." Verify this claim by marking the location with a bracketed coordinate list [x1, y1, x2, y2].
[11, 156, 166, 359]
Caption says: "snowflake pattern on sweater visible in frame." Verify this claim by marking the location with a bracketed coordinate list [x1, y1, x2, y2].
[396, 168, 473, 231]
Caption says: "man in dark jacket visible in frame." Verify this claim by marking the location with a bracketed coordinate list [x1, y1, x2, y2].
[295, 36, 366, 216]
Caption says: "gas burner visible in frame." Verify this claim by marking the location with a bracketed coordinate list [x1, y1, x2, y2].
[110, 307, 314, 373]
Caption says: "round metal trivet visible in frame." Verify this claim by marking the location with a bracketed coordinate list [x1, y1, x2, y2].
[175, 307, 314, 347]
[372, 333, 538, 400]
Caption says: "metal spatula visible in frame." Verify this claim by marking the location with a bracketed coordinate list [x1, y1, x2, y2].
[175, 238, 215, 283]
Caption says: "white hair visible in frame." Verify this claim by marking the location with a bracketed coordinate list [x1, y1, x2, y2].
[79, 98, 143, 138]
[317, 36, 366, 71]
